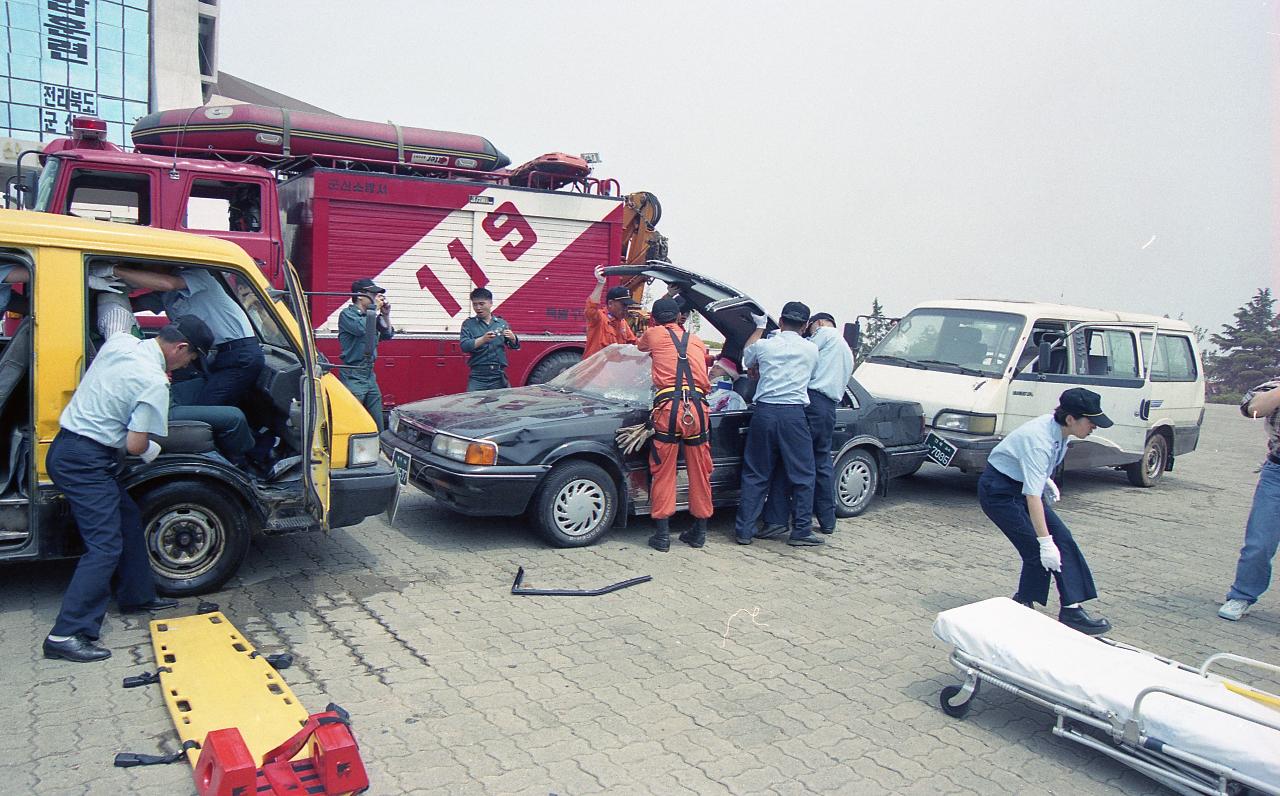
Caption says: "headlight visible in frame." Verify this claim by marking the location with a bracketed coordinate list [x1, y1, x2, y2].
[388, 409, 401, 435]
[933, 411, 997, 436]
[431, 433, 498, 466]
[347, 433, 380, 467]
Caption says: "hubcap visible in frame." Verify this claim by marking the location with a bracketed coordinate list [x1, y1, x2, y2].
[1146, 441, 1165, 478]
[148, 503, 225, 580]
[838, 459, 872, 508]
[553, 478, 606, 537]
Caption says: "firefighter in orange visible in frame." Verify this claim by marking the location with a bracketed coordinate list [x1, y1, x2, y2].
[636, 298, 714, 551]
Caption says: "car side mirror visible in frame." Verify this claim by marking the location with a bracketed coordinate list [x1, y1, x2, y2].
[1034, 340, 1052, 373]
[844, 321, 861, 352]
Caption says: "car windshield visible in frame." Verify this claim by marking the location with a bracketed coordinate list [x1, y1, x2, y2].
[545, 344, 654, 404]
[869, 308, 1025, 377]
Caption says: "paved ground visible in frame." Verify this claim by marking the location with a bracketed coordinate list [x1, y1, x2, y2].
[1, 403, 1276, 795]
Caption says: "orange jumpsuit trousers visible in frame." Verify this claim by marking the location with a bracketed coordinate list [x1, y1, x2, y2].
[649, 397, 713, 520]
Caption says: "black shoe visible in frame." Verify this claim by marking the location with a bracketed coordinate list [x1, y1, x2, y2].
[736, 535, 753, 545]
[757, 524, 790, 539]
[43, 635, 111, 663]
[120, 598, 180, 614]
[1058, 606, 1111, 635]
[787, 533, 826, 547]
[817, 526, 835, 535]
[679, 518, 707, 549]
[648, 518, 670, 552]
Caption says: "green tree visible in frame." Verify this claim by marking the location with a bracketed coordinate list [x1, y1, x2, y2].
[856, 298, 896, 362]
[1208, 288, 1280, 396]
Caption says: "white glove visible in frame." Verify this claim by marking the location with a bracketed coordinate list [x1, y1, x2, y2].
[89, 264, 116, 279]
[140, 440, 162, 464]
[1044, 478, 1060, 504]
[88, 274, 127, 293]
[614, 423, 655, 455]
[1037, 535, 1062, 572]
[750, 311, 767, 329]
[594, 265, 606, 284]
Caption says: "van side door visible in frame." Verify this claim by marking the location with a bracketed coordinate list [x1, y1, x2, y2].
[282, 262, 331, 527]
[1063, 324, 1152, 466]
[1140, 330, 1204, 455]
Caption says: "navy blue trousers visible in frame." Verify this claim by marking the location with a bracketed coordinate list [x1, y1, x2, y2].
[763, 390, 836, 531]
[47, 431, 157, 639]
[735, 403, 816, 541]
[200, 337, 265, 406]
[978, 464, 1097, 606]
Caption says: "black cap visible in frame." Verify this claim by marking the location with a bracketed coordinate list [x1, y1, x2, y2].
[606, 286, 639, 306]
[780, 301, 811, 323]
[171, 315, 214, 360]
[351, 277, 385, 295]
[651, 298, 680, 324]
[809, 312, 836, 326]
[1058, 388, 1113, 428]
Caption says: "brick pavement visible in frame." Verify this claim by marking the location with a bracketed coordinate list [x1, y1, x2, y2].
[0, 403, 1275, 795]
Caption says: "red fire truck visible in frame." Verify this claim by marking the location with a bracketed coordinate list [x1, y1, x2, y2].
[9, 110, 664, 405]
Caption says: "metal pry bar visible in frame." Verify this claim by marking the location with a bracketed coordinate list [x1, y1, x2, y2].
[510, 566, 651, 596]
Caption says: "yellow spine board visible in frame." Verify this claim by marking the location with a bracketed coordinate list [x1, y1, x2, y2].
[150, 612, 311, 766]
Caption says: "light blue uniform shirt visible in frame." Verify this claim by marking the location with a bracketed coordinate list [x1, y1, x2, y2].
[60, 335, 171, 448]
[744, 330, 818, 406]
[0, 264, 14, 312]
[987, 413, 1069, 497]
[162, 269, 254, 345]
[807, 326, 855, 402]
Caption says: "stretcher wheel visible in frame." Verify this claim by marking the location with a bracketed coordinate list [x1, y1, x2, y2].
[939, 682, 978, 718]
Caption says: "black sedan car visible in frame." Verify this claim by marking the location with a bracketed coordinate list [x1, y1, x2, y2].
[381, 263, 928, 547]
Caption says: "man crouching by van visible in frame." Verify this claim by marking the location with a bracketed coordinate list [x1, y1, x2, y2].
[42, 317, 214, 663]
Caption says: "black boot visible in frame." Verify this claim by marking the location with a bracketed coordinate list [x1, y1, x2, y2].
[1058, 605, 1111, 635]
[648, 518, 670, 552]
[679, 517, 707, 548]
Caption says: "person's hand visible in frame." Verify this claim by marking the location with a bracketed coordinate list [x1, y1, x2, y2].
[378, 297, 391, 315]
[88, 274, 127, 293]
[750, 311, 767, 329]
[1044, 478, 1060, 504]
[594, 266, 606, 284]
[502, 328, 516, 342]
[1037, 536, 1062, 572]
[89, 264, 116, 279]
[481, 331, 497, 345]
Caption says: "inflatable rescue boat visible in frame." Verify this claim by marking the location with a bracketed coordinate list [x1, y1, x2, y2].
[131, 103, 510, 172]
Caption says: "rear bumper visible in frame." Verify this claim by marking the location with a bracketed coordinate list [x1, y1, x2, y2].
[931, 430, 1001, 472]
[885, 442, 931, 477]
[380, 432, 548, 516]
[329, 462, 398, 528]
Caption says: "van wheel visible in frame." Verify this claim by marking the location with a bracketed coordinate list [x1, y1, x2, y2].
[527, 350, 583, 385]
[136, 481, 252, 596]
[834, 448, 878, 517]
[533, 461, 617, 547]
[1125, 433, 1168, 487]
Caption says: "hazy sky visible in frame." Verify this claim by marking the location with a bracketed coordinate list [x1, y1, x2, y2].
[219, 1, 1276, 340]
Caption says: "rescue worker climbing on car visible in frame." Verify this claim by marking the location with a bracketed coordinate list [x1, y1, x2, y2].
[635, 298, 713, 551]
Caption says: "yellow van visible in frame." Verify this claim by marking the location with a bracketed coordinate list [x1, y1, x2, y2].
[0, 210, 396, 594]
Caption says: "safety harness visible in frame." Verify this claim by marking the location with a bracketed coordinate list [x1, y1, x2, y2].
[651, 326, 709, 447]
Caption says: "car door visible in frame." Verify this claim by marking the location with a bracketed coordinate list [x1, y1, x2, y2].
[282, 262, 331, 527]
[1066, 325, 1151, 462]
[707, 406, 752, 503]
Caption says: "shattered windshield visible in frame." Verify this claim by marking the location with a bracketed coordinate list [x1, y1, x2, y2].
[546, 344, 654, 404]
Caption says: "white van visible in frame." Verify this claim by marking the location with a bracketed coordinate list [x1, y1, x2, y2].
[853, 300, 1205, 486]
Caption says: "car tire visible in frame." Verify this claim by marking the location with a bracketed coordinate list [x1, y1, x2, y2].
[532, 461, 617, 547]
[1125, 432, 1169, 488]
[136, 480, 252, 596]
[834, 448, 878, 518]
[527, 350, 583, 385]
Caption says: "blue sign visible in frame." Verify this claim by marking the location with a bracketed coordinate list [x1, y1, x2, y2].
[1, 0, 151, 147]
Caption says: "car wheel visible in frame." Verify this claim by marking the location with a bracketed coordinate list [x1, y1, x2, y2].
[136, 481, 252, 596]
[527, 350, 583, 384]
[1125, 432, 1168, 488]
[834, 448, 878, 518]
[533, 461, 617, 547]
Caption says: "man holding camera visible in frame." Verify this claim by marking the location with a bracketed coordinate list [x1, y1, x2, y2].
[339, 277, 395, 431]
[461, 287, 520, 391]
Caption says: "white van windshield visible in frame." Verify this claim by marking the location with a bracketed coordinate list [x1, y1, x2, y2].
[868, 309, 1025, 377]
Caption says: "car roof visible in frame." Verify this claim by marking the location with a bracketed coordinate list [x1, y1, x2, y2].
[913, 298, 1193, 331]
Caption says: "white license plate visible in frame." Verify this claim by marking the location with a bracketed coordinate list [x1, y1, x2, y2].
[925, 432, 958, 467]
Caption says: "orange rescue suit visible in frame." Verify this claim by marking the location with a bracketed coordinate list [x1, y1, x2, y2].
[584, 298, 637, 359]
[637, 322, 714, 520]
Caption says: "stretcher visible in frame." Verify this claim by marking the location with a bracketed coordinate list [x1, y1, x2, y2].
[933, 598, 1280, 796]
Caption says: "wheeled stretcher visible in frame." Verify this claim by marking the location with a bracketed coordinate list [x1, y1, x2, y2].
[933, 598, 1280, 796]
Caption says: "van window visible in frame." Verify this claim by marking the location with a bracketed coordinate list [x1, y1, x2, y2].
[1074, 329, 1138, 379]
[64, 168, 150, 225]
[871, 308, 1024, 377]
[184, 179, 263, 233]
[1145, 333, 1198, 382]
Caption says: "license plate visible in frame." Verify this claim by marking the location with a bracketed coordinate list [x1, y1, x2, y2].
[925, 432, 958, 467]
[386, 449, 412, 524]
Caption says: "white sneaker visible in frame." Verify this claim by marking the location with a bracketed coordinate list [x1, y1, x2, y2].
[1218, 599, 1252, 621]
